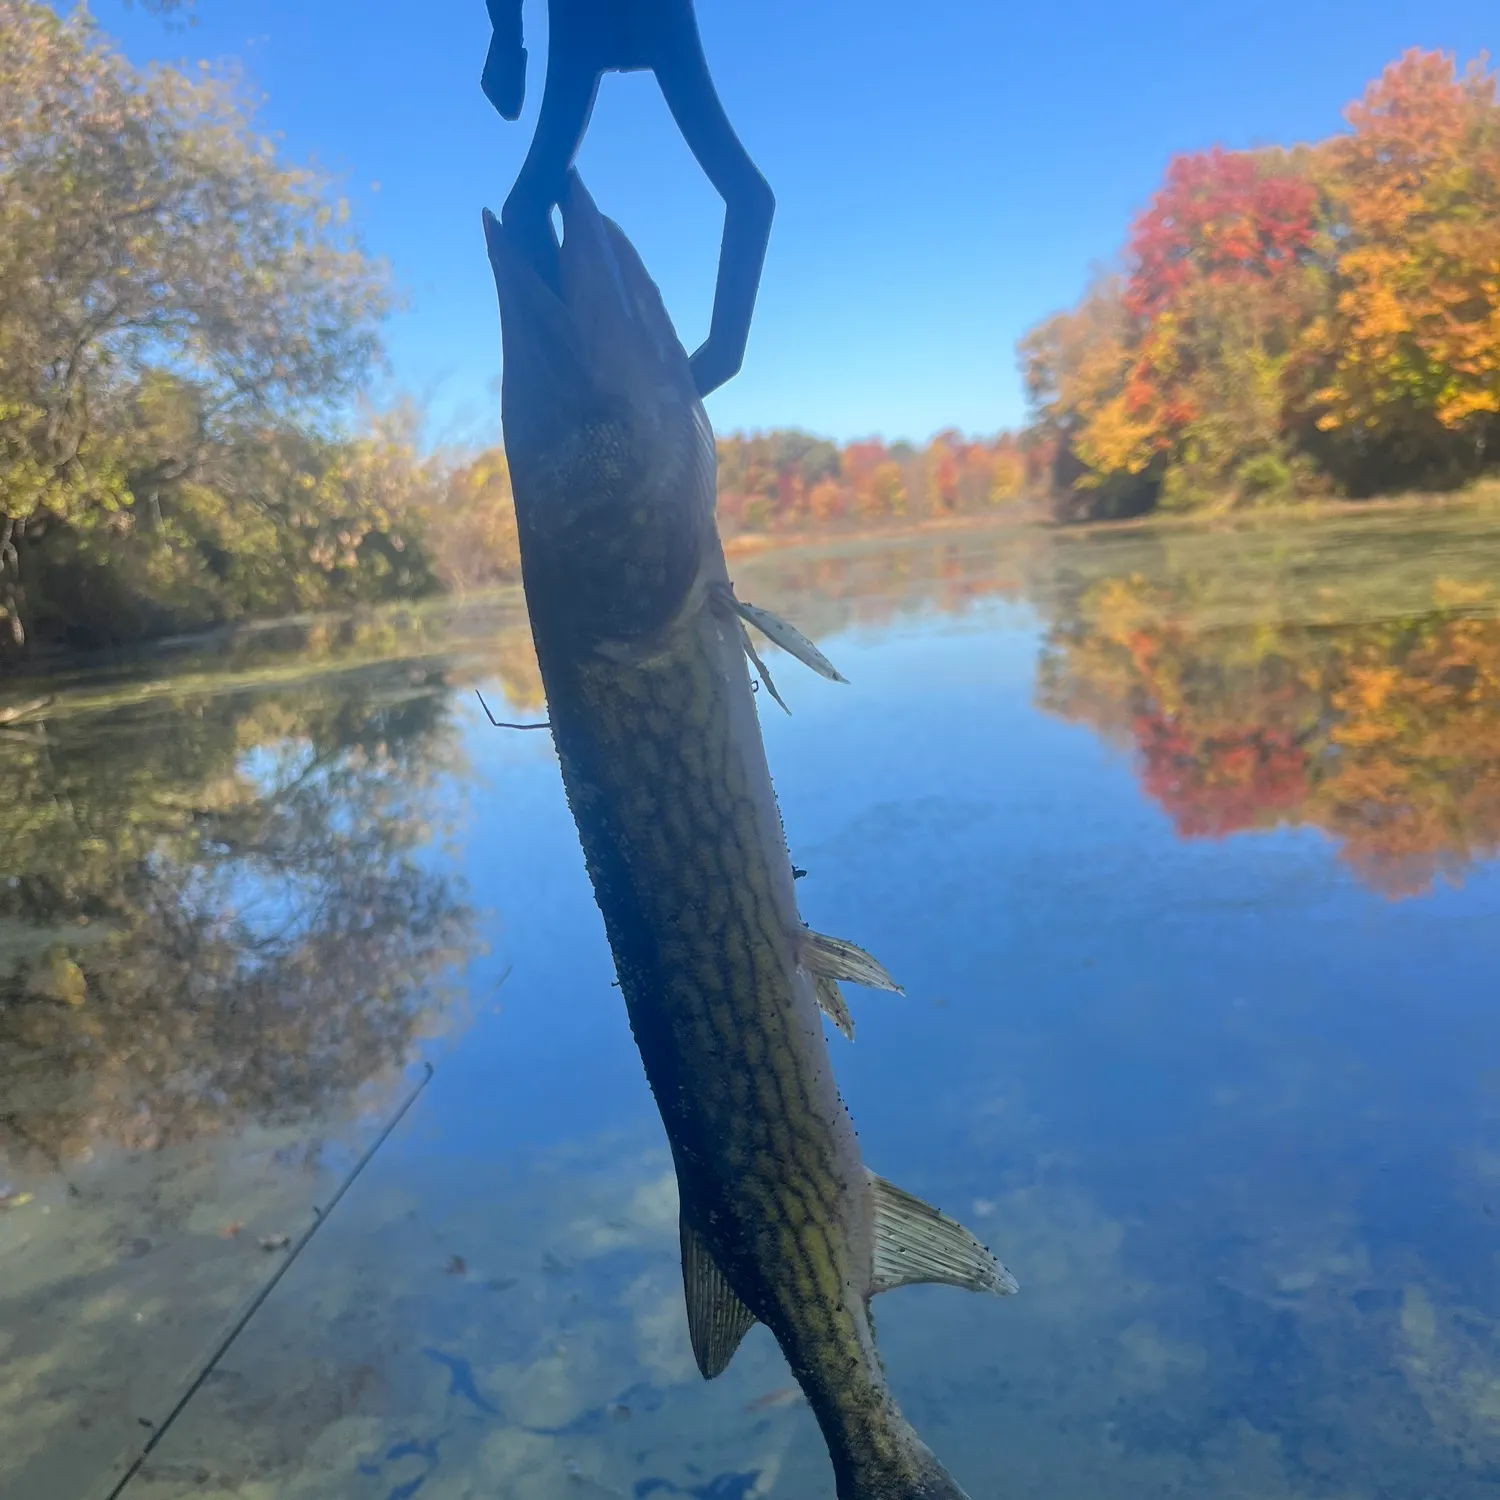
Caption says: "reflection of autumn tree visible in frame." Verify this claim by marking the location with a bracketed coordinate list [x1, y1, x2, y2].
[0, 667, 472, 1167]
[1310, 588, 1500, 894]
[460, 536, 1042, 718]
[732, 534, 1036, 644]
[1039, 572, 1500, 896]
[480, 621, 547, 714]
[1134, 717, 1310, 840]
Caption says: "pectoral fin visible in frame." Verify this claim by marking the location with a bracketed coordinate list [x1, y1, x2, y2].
[681, 1216, 758, 1379]
[801, 930, 904, 994]
[869, 1174, 1019, 1297]
[734, 597, 849, 684]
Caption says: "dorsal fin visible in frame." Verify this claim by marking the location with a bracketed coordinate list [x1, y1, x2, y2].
[869, 1173, 1019, 1297]
[681, 1216, 758, 1379]
[801, 930, 904, 994]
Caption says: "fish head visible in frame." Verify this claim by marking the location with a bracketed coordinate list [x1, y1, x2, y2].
[485, 176, 716, 649]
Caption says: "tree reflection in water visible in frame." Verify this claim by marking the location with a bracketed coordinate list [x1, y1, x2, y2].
[0, 663, 473, 1171]
[1038, 569, 1500, 897]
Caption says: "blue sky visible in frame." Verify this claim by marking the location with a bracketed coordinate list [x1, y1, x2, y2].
[91, 0, 1494, 447]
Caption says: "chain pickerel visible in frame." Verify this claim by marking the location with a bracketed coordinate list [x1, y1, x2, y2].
[484, 175, 1016, 1500]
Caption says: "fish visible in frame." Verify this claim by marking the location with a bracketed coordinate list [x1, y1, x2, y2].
[483, 173, 1016, 1500]
[746, 1385, 805, 1412]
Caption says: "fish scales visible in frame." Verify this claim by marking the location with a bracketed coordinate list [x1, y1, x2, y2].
[547, 591, 919, 1489]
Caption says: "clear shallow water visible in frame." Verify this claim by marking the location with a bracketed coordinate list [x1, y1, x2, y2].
[4, 509, 1500, 1500]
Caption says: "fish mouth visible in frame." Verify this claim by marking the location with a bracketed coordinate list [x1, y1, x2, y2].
[483, 173, 714, 646]
[484, 173, 699, 470]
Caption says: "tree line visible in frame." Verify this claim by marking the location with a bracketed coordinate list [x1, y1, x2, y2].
[716, 429, 1034, 536]
[3, 4, 1496, 659]
[0, 2, 1040, 660]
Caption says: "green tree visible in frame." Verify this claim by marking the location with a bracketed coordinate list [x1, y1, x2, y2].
[0, 0, 397, 652]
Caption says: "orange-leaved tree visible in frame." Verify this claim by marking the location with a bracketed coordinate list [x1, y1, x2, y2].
[1311, 50, 1500, 491]
[1022, 50, 1500, 518]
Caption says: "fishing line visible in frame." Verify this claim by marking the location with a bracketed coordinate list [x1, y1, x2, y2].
[475, 690, 550, 731]
[100, 1061, 435, 1500]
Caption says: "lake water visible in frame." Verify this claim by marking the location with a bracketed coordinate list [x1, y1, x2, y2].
[3, 507, 1500, 1500]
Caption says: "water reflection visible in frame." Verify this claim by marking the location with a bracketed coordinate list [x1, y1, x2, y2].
[0, 663, 472, 1167]
[3, 511, 1500, 1500]
[0, 656, 475, 1500]
[1037, 565, 1500, 896]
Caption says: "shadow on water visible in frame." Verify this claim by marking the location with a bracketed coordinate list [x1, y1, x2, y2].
[3, 504, 1500, 1498]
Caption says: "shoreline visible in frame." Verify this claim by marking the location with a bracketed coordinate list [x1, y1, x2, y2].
[721, 504, 1046, 561]
[721, 481, 1500, 559]
[6, 486, 1500, 685]
[1048, 482, 1500, 542]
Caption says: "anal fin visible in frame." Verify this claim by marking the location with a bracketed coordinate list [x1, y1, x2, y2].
[681, 1216, 758, 1379]
[869, 1173, 1019, 1297]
